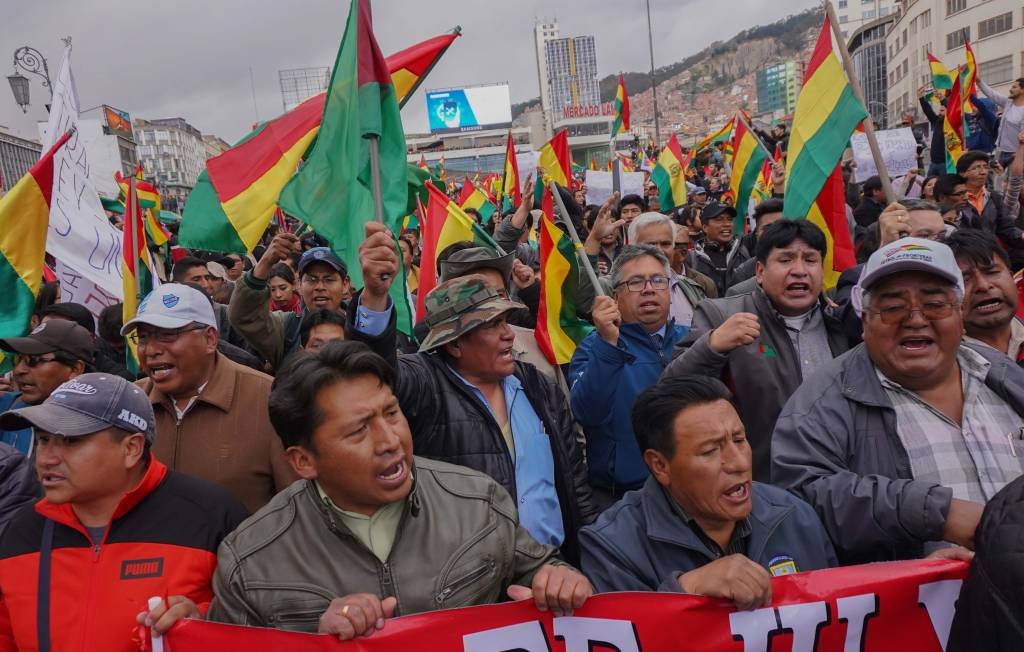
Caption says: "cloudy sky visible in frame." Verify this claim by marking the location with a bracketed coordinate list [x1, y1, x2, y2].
[1, 0, 817, 144]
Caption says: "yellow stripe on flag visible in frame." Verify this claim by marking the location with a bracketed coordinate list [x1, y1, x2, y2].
[0, 176, 49, 296]
[784, 55, 848, 170]
[538, 217, 577, 363]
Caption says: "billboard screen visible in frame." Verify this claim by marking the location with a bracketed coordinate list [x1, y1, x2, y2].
[103, 105, 133, 139]
[426, 84, 512, 134]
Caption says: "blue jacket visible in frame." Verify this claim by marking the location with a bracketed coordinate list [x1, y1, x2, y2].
[0, 392, 31, 455]
[966, 95, 999, 154]
[579, 476, 838, 593]
[568, 321, 688, 491]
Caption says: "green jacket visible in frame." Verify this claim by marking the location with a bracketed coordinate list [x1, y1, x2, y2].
[207, 457, 564, 630]
[227, 271, 304, 372]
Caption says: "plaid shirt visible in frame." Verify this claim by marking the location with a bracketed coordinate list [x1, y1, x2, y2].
[878, 346, 1024, 505]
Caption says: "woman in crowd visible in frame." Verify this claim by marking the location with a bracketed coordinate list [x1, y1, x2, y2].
[267, 262, 302, 315]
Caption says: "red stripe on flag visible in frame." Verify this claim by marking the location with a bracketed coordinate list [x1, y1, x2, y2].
[28, 130, 74, 206]
[804, 15, 834, 81]
[821, 166, 855, 273]
[386, 32, 460, 77]
[355, 0, 391, 88]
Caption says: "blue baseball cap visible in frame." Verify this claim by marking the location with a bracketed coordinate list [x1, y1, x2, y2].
[298, 247, 347, 276]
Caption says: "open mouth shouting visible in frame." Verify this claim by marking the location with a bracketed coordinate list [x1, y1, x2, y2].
[376, 458, 409, 491]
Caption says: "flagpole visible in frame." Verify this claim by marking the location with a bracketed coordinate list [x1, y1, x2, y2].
[367, 135, 392, 281]
[548, 180, 604, 297]
[735, 111, 776, 162]
[824, 0, 895, 203]
[128, 176, 142, 305]
[397, 26, 462, 110]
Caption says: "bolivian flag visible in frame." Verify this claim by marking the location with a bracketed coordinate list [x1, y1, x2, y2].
[0, 130, 73, 368]
[727, 118, 768, 233]
[538, 130, 571, 187]
[943, 69, 966, 172]
[417, 182, 499, 321]
[611, 74, 630, 136]
[116, 168, 170, 247]
[961, 40, 977, 115]
[121, 180, 155, 376]
[696, 117, 734, 152]
[458, 177, 496, 224]
[501, 130, 521, 211]
[651, 134, 691, 210]
[782, 12, 866, 289]
[927, 52, 954, 91]
[535, 186, 592, 365]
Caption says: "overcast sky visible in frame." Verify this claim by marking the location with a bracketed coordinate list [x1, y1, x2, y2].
[1, 0, 817, 144]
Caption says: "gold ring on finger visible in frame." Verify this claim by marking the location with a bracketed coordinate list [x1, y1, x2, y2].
[341, 605, 350, 616]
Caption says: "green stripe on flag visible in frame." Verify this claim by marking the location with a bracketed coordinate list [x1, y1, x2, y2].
[179, 170, 248, 253]
[555, 232, 593, 344]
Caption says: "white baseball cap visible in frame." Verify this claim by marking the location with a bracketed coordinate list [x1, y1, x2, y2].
[120, 283, 218, 335]
[852, 237, 965, 316]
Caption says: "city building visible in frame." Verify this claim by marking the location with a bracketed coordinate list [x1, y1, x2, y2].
[134, 117, 206, 213]
[78, 106, 139, 198]
[203, 134, 231, 160]
[849, 13, 899, 128]
[755, 62, 803, 117]
[279, 67, 330, 113]
[0, 126, 41, 194]
[405, 126, 537, 179]
[534, 19, 560, 136]
[835, 0, 900, 40]
[545, 36, 601, 120]
[886, 0, 1022, 125]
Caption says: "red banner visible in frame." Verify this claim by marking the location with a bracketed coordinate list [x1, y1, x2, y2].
[164, 559, 967, 651]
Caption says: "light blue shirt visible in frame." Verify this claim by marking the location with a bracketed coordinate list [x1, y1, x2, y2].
[354, 296, 392, 336]
[448, 367, 565, 547]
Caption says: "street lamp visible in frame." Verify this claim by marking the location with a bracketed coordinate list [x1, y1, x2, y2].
[7, 45, 53, 113]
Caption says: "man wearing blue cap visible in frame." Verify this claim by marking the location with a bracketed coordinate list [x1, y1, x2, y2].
[0, 373, 247, 651]
[229, 231, 361, 371]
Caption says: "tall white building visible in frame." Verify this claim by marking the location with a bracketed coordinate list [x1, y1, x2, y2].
[534, 19, 560, 136]
[134, 117, 207, 213]
[886, 0, 1023, 122]
[835, 0, 900, 39]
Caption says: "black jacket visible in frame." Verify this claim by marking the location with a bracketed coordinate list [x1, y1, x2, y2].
[853, 197, 884, 228]
[919, 96, 946, 166]
[350, 291, 597, 565]
[947, 475, 1024, 651]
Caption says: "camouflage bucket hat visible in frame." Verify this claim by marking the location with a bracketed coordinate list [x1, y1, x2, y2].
[418, 274, 526, 353]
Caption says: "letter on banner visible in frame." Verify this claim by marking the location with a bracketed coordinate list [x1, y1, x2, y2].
[462, 621, 548, 652]
[918, 579, 962, 651]
[553, 617, 640, 652]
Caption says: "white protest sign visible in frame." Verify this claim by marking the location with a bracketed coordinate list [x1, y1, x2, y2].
[584, 171, 645, 205]
[851, 127, 918, 183]
[42, 45, 124, 300]
[56, 261, 120, 322]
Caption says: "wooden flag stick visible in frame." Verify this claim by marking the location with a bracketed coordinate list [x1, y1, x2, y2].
[548, 180, 605, 297]
[824, 0, 896, 203]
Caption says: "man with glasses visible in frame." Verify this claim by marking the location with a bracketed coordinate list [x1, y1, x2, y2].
[774, 238, 1024, 563]
[126, 284, 296, 512]
[0, 320, 96, 455]
[229, 233, 354, 371]
[664, 220, 849, 481]
[569, 245, 689, 508]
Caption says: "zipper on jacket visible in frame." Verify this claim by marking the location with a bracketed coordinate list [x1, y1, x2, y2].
[435, 558, 495, 605]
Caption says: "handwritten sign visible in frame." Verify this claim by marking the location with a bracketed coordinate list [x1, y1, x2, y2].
[56, 261, 120, 322]
[584, 171, 645, 205]
[41, 45, 124, 300]
[850, 127, 919, 183]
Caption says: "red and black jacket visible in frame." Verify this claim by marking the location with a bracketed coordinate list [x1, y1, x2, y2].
[0, 459, 248, 652]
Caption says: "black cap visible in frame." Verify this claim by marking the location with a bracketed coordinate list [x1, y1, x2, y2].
[701, 201, 738, 221]
[0, 320, 96, 363]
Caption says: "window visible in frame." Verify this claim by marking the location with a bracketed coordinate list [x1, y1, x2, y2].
[946, 27, 970, 50]
[902, 29, 908, 47]
[840, 14, 848, 23]
[863, 9, 876, 19]
[921, 9, 931, 27]
[881, 6, 891, 16]
[946, 0, 966, 16]
[839, 0, 848, 7]
[842, 30, 849, 38]
[979, 55, 1014, 84]
[978, 12, 1013, 39]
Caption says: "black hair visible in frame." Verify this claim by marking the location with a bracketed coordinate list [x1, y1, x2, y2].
[956, 150, 989, 175]
[268, 262, 295, 285]
[436, 240, 477, 275]
[98, 304, 124, 344]
[34, 281, 61, 317]
[269, 340, 395, 450]
[752, 198, 784, 223]
[933, 174, 966, 200]
[583, 204, 602, 229]
[299, 308, 348, 347]
[41, 303, 96, 334]
[397, 237, 413, 257]
[941, 228, 1010, 270]
[754, 219, 827, 264]
[171, 256, 208, 282]
[464, 207, 482, 224]
[920, 174, 940, 198]
[862, 175, 883, 194]
[619, 194, 644, 213]
[631, 375, 734, 457]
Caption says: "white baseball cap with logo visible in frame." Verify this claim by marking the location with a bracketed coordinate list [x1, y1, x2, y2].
[852, 237, 965, 316]
[120, 283, 218, 335]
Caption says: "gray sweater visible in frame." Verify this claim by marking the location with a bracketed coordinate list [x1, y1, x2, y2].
[980, 80, 1024, 156]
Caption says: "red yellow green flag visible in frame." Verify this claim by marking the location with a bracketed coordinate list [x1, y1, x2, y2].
[535, 190, 593, 365]
[538, 129, 571, 187]
[961, 41, 977, 115]
[927, 52, 954, 91]
[943, 69, 966, 173]
[0, 130, 73, 368]
[458, 177, 497, 224]
[121, 179, 155, 376]
[387, 28, 461, 109]
[650, 134, 691, 210]
[416, 182, 499, 321]
[611, 74, 630, 136]
[727, 118, 769, 232]
[695, 118, 734, 152]
[782, 12, 867, 289]
[501, 130, 521, 212]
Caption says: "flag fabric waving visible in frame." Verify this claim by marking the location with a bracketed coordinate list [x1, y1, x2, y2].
[278, 0, 413, 336]
[121, 179, 155, 376]
[727, 118, 769, 233]
[115, 168, 171, 247]
[387, 28, 461, 109]
[782, 12, 867, 289]
[535, 189, 593, 365]
[651, 134, 691, 210]
[501, 130, 521, 212]
[417, 182, 500, 321]
[0, 130, 73, 368]
[458, 177, 497, 224]
[943, 69, 966, 172]
[961, 40, 977, 115]
[538, 130, 571, 187]
[611, 74, 630, 136]
[927, 52, 954, 91]
[695, 117, 734, 152]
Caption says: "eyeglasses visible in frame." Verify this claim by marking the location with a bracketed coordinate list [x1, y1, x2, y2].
[867, 301, 957, 325]
[615, 275, 671, 292]
[128, 324, 207, 347]
[14, 353, 69, 368]
[302, 274, 343, 287]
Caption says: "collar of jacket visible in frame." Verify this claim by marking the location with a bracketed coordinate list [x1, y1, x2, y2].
[638, 475, 793, 561]
[618, 320, 679, 355]
[304, 464, 422, 536]
[147, 351, 235, 413]
[751, 285, 840, 331]
[35, 458, 168, 536]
